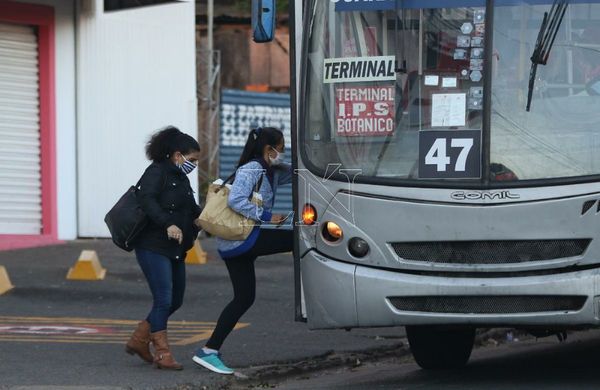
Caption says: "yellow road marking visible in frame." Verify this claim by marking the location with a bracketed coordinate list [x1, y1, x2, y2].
[0, 337, 131, 345]
[173, 323, 249, 346]
[0, 316, 250, 346]
[0, 316, 218, 326]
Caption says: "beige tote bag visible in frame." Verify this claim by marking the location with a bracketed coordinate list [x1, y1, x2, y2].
[198, 173, 263, 241]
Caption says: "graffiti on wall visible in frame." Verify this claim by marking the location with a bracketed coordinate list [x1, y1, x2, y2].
[221, 103, 291, 147]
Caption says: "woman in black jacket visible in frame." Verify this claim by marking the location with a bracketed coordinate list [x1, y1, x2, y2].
[125, 126, 202, 370]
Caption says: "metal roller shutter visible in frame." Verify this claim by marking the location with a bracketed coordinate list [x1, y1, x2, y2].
[0, 23, 42, 235]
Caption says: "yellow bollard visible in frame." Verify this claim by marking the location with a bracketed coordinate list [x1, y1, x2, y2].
[185, 239, 208, 265]
[67, 250, 107, 280]
[0, 266, 14, 295]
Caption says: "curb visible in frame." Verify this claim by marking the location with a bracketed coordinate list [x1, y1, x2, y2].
[224, 328, 521, 389]
[234, 342, 408, 386]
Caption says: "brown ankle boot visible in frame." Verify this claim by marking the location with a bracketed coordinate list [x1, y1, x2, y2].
[151, 330, 183, 370]
[125, 320, 154, 363]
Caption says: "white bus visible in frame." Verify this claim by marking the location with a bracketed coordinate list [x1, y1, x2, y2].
[277, 0, 600, 368]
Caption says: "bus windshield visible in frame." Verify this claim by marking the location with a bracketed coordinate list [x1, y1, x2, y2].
[302, 0, 600, 185]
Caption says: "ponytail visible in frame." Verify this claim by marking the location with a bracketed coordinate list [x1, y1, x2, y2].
[237, 126, 283, 168]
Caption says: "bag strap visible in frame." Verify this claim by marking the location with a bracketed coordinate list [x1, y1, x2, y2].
[135, 165, 168, 191]
[216, 169, 263, 200]
[250, 173, 264, 201]
[223, 171, 237, 186]
[215, 171, 237, 193]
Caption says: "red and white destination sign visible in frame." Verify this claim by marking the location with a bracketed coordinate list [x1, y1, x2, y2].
[335, 86, 394, 137]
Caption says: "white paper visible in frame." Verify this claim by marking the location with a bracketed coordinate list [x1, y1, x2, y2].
[442, 77, 457, 88]
[431, 93, 466, 127]
[424, 75, 439, 86]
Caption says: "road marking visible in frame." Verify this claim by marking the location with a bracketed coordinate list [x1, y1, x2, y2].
[9, 387, 128, 390]
[0, 316, 249, 345]
[0, 325, 104, 335]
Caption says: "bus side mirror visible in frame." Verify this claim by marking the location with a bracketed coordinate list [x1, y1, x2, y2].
[252, 0, 276, 43]
[586, 75, 600, 96]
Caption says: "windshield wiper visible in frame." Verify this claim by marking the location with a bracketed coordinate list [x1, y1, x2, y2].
[526, 0, 569, 112]
[395, 0, 407, 74]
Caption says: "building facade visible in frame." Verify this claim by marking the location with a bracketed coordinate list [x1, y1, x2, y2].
[195, 1, 291, 92]
[0, 0, 197, 250]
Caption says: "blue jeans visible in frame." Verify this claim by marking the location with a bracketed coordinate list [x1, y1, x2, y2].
[135, 249, 186, 333]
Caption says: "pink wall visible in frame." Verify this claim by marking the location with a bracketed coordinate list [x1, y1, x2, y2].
[0, 1, 61, 250]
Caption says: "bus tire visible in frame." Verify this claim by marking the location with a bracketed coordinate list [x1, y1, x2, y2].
[406, 326, 475, 370]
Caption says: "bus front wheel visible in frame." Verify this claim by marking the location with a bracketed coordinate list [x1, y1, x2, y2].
[406, 326, 476, 370]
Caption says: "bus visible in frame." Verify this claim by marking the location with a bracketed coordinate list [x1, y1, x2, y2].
[274, 0, 600, 369]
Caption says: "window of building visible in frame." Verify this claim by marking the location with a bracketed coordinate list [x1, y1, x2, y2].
[104, 0, 179, 12]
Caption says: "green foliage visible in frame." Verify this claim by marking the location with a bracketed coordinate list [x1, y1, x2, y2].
[234, 0, 289, 14]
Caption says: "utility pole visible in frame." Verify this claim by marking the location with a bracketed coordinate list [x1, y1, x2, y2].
[197, 0, 221, 204]
[207, 0, 213, 84]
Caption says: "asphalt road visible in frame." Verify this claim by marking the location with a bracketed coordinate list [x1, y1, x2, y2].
[5, 239, 600, 390]
[265, 330, 600, 390]
[0, 239, 402, 389]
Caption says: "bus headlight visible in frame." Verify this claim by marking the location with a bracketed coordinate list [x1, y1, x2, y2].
[302, 204, 317, 225]
[323, 221, 343, 242]
[349, 237, 369, 258]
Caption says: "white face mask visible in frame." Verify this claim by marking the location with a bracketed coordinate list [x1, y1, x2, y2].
[269, 148, 285, 166]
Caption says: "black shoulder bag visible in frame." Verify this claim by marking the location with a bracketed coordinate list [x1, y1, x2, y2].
[104, 171, 166, 252]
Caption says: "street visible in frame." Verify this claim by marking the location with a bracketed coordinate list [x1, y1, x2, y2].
[0, 239, 402, 389]
[3, 239, 600, 389]
[253, 330, 600, 390]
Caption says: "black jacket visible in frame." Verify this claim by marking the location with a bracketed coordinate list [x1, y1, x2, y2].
[134, 161, 202, 260]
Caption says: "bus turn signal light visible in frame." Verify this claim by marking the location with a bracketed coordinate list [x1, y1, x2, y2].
[302, 204, 317, 225]
[323, 222, 343, 242]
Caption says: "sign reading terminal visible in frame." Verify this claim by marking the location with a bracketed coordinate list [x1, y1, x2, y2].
[324, 56, 396, 84]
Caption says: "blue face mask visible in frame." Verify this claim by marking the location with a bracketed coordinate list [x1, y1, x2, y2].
[177, 155, 197, 175]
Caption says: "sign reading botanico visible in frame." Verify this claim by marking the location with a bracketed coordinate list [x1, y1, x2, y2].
[324, 56, 396, 84]
[336, 86, 394, 137]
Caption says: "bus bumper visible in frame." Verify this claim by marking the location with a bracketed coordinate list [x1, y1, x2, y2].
[302, 251, 600, 329]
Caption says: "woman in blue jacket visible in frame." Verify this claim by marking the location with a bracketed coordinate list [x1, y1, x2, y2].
[193, 127, 293, 374]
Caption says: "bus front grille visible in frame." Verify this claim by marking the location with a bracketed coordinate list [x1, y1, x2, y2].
[390, 239, 591, 264]
[388, 295, 587, 314]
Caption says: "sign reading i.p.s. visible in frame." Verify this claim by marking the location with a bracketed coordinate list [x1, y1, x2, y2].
[324, 56, 396, 84]
[419, 130, 481, 179]
[336, 86, 394, 137]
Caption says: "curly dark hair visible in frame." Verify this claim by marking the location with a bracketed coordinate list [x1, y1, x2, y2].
[145, 126, 200, 162]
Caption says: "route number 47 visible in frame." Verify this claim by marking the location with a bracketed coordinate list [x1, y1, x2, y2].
[425, 138, 473, 172]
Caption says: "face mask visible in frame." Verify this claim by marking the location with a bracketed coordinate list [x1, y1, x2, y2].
[177, 155, 197, 175]
[269, 148, 285, 166]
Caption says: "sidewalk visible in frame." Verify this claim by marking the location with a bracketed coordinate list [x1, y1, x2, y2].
[0, 239, 403, 389]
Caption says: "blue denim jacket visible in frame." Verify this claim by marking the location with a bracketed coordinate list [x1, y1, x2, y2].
[217, 160, 293, 258]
